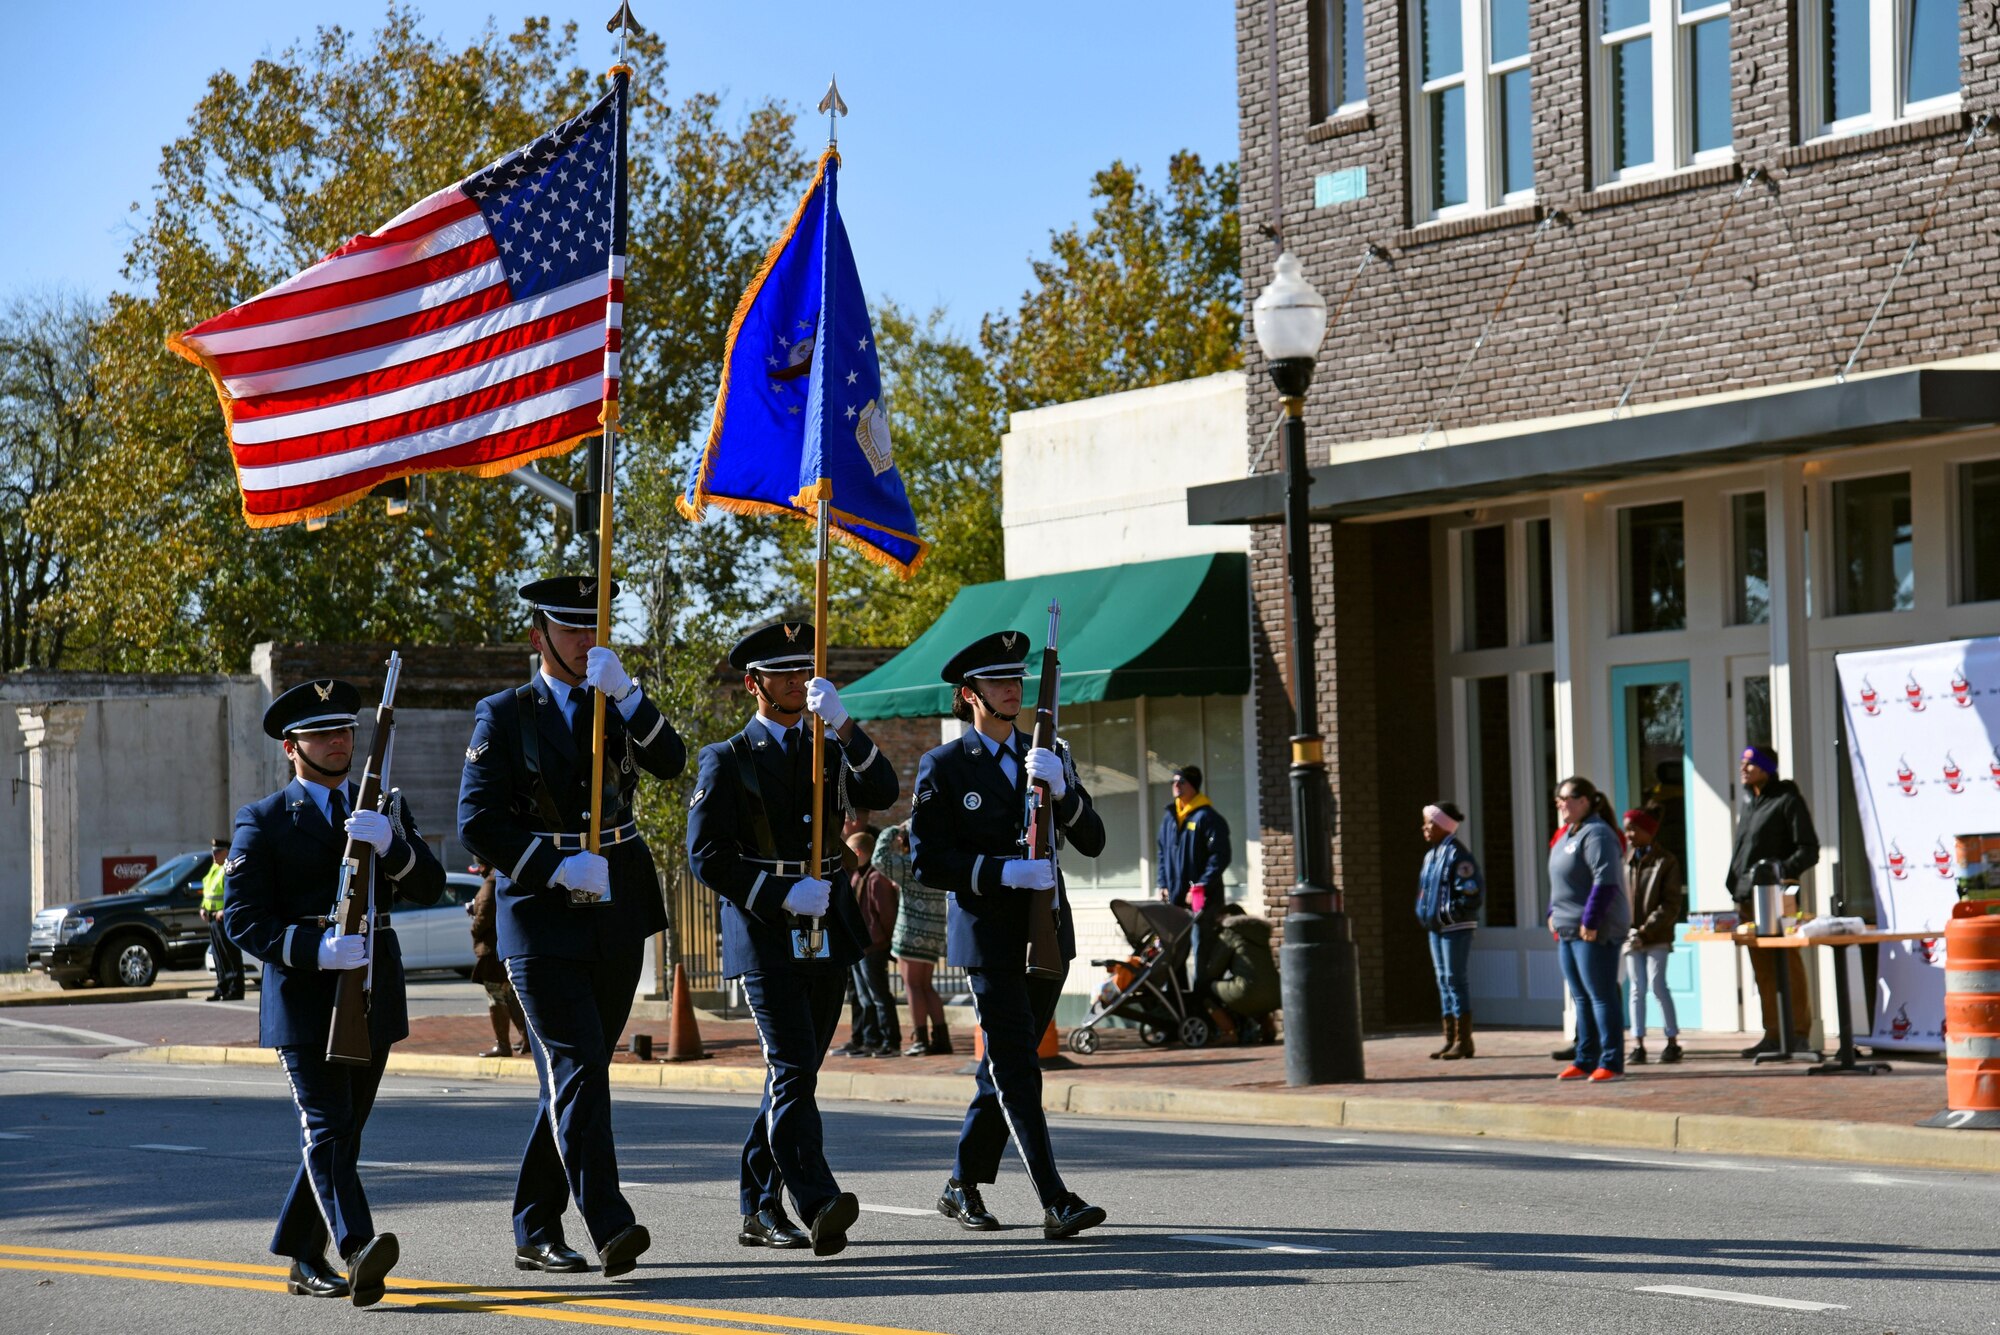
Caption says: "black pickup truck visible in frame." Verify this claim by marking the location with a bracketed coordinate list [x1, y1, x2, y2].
[25, 849, 213, 988]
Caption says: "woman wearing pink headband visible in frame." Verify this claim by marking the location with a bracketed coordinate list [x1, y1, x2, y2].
[1416, 802, 1483, 1060]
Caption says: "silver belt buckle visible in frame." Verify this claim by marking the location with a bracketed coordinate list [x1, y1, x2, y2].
[790, 922, 831, 960]
[569, 887, 611, 907]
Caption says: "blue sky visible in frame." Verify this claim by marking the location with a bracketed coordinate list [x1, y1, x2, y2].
[3, 3, 1237, 338]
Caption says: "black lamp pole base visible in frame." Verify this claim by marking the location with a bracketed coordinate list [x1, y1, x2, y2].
[1280, 890, 1366, 1085]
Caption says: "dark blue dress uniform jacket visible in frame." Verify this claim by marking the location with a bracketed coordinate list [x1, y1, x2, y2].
[686, 721, 900, 977]
[909, 729, 1105, 969]
[458, 677, 686, 962]
[222, 779, 445, 1049]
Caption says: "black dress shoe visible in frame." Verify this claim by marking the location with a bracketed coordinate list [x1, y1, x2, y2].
[345, 1232, 397, 1308]
[600, 1224, 650, 1278]
[1042, 1195, 1107, 1240]
[1551, 1043, 1576, 1062]
[514, 1241, 589, 1272]
[936, 1178, 999, 1231]
[203, 993, 224, 1002]
[810, 1192, 860, 1257]
[1740, 1034, 1780, 1059]
[739, 1206, 810, 1249]
[286, 1255, 350, 1298]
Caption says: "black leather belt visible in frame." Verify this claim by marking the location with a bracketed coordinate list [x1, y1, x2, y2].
[743, 854, 842, 877]
[308, 914, 391, 930]
[535, 821, 640, 851]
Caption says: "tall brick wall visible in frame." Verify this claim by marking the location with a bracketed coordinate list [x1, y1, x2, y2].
[1237, 1, 2000, 1026]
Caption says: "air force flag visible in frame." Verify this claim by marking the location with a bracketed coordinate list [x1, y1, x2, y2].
[679, 149, 926, 576]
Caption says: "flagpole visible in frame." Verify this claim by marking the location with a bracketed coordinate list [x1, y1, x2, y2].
[806, 488, 832, 956]
[590, 25, 635, 857]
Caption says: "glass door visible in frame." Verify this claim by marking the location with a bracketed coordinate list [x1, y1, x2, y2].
[1610, 661, 1702, 1031]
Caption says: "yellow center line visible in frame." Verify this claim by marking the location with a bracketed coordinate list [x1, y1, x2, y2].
[0, 1245, 955, 1335]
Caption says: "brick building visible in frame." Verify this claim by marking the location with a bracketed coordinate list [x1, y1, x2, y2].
[1193, 1, 1998, 1032]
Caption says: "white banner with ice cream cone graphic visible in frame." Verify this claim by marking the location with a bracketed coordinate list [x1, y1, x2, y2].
[1836, 637, 2000, 1051]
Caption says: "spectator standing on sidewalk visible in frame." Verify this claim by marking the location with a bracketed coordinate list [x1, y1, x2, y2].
[846, 828, 902, 1057]
[1548, 776, 1631, 1083]
[1724, 744, 1821, 1058]
[1155, 765, 1231, 989]
[202, 837, 245, 1002]
[1415, 803, 1482, 1060]
[466, 867, 527, 1058]
[878, 822, 951, 1055]
[1622, 809, 1684, 1066]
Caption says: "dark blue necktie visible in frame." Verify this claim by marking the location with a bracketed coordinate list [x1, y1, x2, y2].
[328, 785, 349, 831]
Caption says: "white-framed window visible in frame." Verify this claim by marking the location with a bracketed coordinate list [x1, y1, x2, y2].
[1310, 0, 1368, 119]
[1593, 0, 1734, 183]
[1802, 0, 1962, 141]
[1412, 0, 1536, 221]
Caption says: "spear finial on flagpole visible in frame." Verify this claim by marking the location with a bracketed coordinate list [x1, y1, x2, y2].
[606, 1, 640, 69]
[818, 76, 847, 149]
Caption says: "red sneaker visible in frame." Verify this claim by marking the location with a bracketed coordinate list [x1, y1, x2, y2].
[1556, 1064, 1589, 1080]
[1588, 1068, 1623, 1083]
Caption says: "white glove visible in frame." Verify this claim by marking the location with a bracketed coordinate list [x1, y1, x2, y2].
[805, 677, 848, 731]
[783, 876, 832, 917]
[584, 646, 636, 701]
[1001, 858, 1057, 891]
[344, 809, 393, 855]
[1024, 746, 1068, 799]
[552, 852, 610, 899]
[317, 927, 367, 971]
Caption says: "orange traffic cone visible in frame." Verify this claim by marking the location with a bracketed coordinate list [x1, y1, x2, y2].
[1038, 1018, 1077, 1071]
[664, 962, 711, 1062]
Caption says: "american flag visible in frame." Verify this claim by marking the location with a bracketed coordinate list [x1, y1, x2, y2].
[171, 81, 628, 528]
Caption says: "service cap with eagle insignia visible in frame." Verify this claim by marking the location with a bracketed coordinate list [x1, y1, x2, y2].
[729, 619, 817, 673]
[939, 630, 1033, 684]
[519, 575, 619, 628]
[263, 678, 361, 739]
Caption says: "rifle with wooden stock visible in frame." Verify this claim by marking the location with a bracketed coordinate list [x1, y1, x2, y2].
[1022, 601, 1064, 979]
[326, 652, 402, 1066]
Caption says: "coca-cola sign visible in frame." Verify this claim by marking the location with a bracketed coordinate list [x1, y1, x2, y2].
[101, 855, 156, 895]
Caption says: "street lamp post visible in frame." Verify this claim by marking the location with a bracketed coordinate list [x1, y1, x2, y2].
[1252, 252, 1367, 1086]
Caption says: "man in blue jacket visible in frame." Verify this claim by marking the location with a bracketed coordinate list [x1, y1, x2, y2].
[686, 620, 900, 1256]
[1154, 764, 1231, 989]
[223, 678, 444, 1307]
[457, 576, 686, 1280]
[911, 630, 1108, 1240]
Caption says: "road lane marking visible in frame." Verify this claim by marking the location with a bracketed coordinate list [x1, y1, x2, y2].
[857, 1204, 937, 1216]
[358, 1160, 407, 1168]
[129, 1143, 203, 1152]
[0, 1132, 28, 1139]
[1571, 1153, 1774, 1172]
[1637, 1285, 1848, 1312]
[1172, 1233, 1331, 1255]
[0, 1016, 144, 1047]
[0, 1245, 956, 1334]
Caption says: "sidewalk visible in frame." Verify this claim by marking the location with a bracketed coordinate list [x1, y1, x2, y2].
[121, 1008, 2000, 1175]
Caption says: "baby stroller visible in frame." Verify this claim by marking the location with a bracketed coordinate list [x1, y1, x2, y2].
[1066, 898, 1215, 1055]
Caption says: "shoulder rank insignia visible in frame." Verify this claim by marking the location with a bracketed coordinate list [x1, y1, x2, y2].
[465, 742, 489, 763]
[689, 787, 706, 809]
[224, 856, 247, 874]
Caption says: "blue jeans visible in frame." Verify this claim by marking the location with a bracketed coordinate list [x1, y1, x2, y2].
[1556, 933, 1624, 1073]
[1427, 929, 1473, 1017]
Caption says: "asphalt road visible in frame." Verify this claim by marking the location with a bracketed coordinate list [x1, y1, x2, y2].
[2, 1052, 1997, 1335]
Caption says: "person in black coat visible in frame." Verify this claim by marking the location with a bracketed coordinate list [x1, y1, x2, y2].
[1723, 743, 1822, 1056]
[222, 678, 445, 1307]
[686, 620, 899, 1256]
[457, 576, 686, 1279]
[910, 630, 1109, 1241]
[1154, 763, 1232, 986]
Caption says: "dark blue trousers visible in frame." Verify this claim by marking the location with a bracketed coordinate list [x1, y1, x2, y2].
[739, 968, 845, 1219]
[506, 950, 641, 1250]
[956, 966, 1070, 1210]
[273, 1045, 386, 1262]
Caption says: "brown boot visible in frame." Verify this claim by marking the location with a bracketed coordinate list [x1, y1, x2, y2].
[928, 1020, 955, 1056]
[1430, 1015, 1456, 1059]
[1443, 1011, 1475, 1060]
[479, 1007, 512, 1058]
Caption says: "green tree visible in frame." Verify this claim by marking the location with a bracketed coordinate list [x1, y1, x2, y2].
[0, 289, 105, 670]
[983, 152, 1241, 413]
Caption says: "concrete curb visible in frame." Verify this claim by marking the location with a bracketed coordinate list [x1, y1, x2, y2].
[116, 1044, 2000, 1175]
[0, 985, 210, 1009]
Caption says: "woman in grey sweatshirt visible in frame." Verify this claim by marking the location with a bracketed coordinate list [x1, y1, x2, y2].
[1547, 776, 1631, 1080]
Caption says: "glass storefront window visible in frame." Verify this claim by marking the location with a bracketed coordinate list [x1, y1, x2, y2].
[1461, 524, 1509, 649]
[1531, 671, 1557, 917]
[1619, 501, 1687, 633]
[1525, 518, 1554, 644]
[1465, 675, 1519, 927]
[1959, 460, 2000, 604]
[1063, 701, 1141, 894]
[1832, 472, 1914, 614]
[1730, 491, 1770, 624]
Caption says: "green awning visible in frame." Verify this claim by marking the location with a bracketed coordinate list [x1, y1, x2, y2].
[842, 552, 1249, 720]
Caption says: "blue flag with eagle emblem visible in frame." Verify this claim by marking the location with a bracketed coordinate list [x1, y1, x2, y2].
[678, 148, 926, 576]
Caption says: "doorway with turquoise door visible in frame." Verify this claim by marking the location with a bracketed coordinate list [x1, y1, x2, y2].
[1609, 661, 1703, 1033]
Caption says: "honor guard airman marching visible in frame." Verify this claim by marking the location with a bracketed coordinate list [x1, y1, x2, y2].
[685, 621, 900, 1256]
[221, 678, 445, 1305]
[910, 631, 1109, 1239]
[457, 576, 687, 1279]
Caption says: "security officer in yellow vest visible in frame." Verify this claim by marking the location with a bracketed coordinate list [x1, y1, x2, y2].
[686, 620, 900, 1256]
[910, 630, 1108, 1240]
[457, 576, 686, 1279]
[201, 837, 245, 1001]
[221, 678, 445, 1305]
